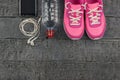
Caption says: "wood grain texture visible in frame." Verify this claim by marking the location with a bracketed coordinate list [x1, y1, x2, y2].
[0, 0, 18, 16]
[0, 39, 120, 62]
[0, 17, 119, 39]
[0, 60, 119, 80]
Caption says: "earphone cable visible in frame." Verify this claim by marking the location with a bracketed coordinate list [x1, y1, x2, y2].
[19, 17, 41, 46]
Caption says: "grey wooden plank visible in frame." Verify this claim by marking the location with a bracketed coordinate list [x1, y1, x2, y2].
[0, 60, 119, 80]
[0, 61, 45, 80]
[45, 39, 120, 62]
[17, 61, 45, 80]
[0, 18, 24, 38]
[45, 61, 117, 80]
[0, 0, 18, 16]
[38, 0, 42, 16]
[0, 39, 48, 60]
[0, 39, 120, 62]
[103, 0, 120, 17]
[0, 17, 119, 39]
[0, 61, 19, 80]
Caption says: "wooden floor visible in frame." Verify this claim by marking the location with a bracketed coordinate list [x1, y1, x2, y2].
[0, 0, 120, 80]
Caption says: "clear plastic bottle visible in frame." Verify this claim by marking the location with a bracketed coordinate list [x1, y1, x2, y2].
[42, 0, 59, 38]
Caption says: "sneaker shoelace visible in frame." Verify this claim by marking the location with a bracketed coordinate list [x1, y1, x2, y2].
[65, 2, 83, 26]
[68, 9, 83, 25]
[87, 5, 103, 25]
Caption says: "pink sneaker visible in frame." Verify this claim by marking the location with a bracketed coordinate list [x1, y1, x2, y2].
[64, 0, 85, 40]
[85, 0, 106, 40]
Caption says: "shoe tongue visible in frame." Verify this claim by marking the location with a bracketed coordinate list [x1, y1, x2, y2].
[70, 4, 81, 9]
[88, 2, 99, 9]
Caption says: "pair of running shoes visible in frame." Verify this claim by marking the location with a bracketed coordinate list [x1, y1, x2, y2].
[64, 0, 106, 40]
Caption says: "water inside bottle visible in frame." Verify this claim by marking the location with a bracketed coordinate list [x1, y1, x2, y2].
[42, 0, 58, 29]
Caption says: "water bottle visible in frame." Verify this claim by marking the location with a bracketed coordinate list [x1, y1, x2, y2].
[42, 0, 59, 38]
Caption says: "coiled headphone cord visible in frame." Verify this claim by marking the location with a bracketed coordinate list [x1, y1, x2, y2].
[19, 17, 41, 46]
